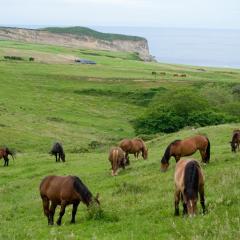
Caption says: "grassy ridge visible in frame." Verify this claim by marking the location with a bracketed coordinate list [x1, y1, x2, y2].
[0, 40, 240, 239]
[42, 26, 146, 42]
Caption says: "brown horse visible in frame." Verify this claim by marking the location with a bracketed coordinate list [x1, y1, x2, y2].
[0, 147, 15, 166]
[161, 135, 210, 172]
[40, 175, 100, 225]
[230, 130, 240, 152]
[119, 138, 148, 162]
[108, 147, 128, 176]
[174, 159, 205, 217]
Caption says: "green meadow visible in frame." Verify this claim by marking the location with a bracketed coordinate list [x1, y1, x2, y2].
[0, 40, 240, 239]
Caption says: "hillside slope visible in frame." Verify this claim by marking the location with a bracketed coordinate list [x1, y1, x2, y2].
[0, 41, 240, 239]
[0, 27, 152, 61]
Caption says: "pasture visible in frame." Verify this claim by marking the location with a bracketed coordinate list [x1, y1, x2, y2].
[0, 40, 240, 239]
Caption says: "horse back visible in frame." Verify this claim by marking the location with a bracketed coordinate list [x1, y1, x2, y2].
[40, 176, 76, 203]
[119, 139, 132, 152]
[174, 159, 204, 192]
[109, 147, 124, 163]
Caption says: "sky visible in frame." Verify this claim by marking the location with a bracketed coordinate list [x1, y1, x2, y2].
[1, 0, 240, 29]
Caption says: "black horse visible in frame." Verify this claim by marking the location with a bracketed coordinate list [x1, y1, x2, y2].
[49, 142, 65, 162]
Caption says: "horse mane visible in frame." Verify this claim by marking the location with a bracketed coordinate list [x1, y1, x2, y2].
[184, 161, 199, 200]
[161, 140, 181, 163]
[72, 176, 93, 205]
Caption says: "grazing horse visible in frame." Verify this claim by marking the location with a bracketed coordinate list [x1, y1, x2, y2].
[230, 130, 240, 152]
[49, 142, 65, 162]
[119, 138, 148, 162]
[0, 147, 14, 166]
[40, 175, 100, 225]
[161, 135, 210, 172]
[108, 147, 127, 176]
[174, 159, 205, 217]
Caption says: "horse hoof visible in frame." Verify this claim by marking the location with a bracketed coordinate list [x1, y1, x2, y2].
[70, 220, 75, 224]
[56, 221, 61, 226]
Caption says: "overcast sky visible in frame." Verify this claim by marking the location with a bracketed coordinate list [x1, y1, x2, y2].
[1, 0, 240, 29]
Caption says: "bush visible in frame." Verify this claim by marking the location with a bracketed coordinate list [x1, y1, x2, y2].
[132, 89, 238, 134]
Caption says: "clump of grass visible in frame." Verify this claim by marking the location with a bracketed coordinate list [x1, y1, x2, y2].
[87, 205, 119, 222]
[113, 182, 147, 196]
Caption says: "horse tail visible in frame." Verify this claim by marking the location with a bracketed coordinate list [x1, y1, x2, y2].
[205, 137, 210, 163]
[72, 176, 93, 205]
[184, 161, 199, 200]
[138, 139, 148, 160]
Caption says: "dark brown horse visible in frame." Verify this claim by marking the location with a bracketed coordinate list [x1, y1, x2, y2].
[161, 135, 210, 172]
[0, 147, 14, 166]
[230, 130, 240, 152]
[108, 147, 128, 176]
[174, 159, 205, 217]
[49, 142, 65, 162]
[40, 175, 99, 225]
[119, 138, 148, 162]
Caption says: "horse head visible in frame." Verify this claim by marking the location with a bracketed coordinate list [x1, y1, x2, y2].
[230, 141, 237, 152]
[186, 199, 198, 217]
[61, 152, 66, 162]
[142, 147, 148, 160]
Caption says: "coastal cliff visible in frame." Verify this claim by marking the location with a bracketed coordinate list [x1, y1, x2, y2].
[0, 27, 153, 61]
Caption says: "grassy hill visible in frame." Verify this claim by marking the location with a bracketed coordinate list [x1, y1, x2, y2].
[42, 26, 146, 42]
[0, 39, 240, 239]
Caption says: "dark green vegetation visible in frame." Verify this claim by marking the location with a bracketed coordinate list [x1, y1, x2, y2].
[0, 40, 240, 239]
[42, 26, 146, 42]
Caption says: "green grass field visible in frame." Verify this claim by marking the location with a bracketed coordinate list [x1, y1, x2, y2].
[0, 40, 240, 240]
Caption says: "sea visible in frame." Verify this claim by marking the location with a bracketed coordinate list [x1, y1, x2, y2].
[3, 25, 240, 68]
[95, 26, 240, 69]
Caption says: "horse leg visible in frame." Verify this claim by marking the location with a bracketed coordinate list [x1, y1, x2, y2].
[41, 196, 50, 224]
[55, 154, 58, 162]
[57, 201, 67, 226]
[70, 201, 80, 224]
[181, 193, 187, 215]
[174, 189, 180, 216]
[49, 202, 57, 225]
[4, 157, 9, 166]
[199, 185, 206, 214]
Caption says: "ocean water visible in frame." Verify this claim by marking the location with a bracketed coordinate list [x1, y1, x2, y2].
[94, 26, 240, 68]
[3, 25, 240, 68]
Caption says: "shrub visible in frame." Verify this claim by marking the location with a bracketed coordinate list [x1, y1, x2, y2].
[132, 89, 238, 134]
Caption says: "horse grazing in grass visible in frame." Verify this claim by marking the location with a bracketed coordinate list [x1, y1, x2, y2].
[230, 130, 240, 152]
[108, 147, 128, 176]
[119, 138, 148, 162]
[49, 142, 65, 162]
[0, 147, 15, 166]
[40, 175, 100, 225]
[161, 135, 210, 172]
[174, 159, 205, 217]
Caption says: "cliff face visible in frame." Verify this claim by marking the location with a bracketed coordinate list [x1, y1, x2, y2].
[0, 27, 152, 61]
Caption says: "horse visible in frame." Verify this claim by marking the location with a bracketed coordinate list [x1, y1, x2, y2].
[49, 142, 65, 162]
[0, 147, 15, 166]
[39, 175, 100, 225]
[174, 159, 206, 217]
[230, 130, 240, 152]
[119, 138, 148, 163]
[108, 147, 128, 176]
[161, 135, 210, 172]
